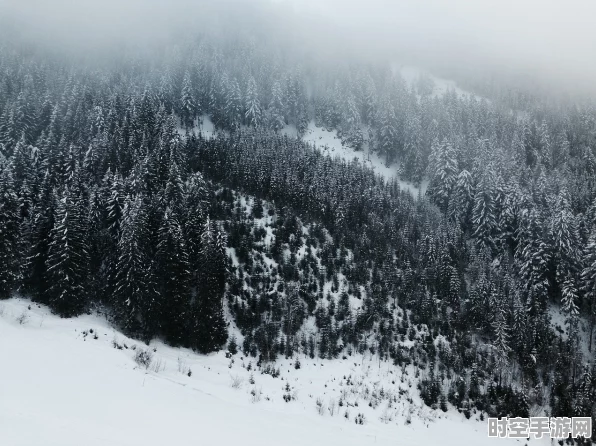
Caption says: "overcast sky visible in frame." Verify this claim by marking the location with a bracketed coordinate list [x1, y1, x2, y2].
[285, 0, 596, 94]
[1, 0, 595, 95]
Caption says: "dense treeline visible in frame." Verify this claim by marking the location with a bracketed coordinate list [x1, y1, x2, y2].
[0, 61, 228, 352]
[0, 29, 595, 435]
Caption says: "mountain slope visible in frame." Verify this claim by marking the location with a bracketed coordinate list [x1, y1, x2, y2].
[0, 298, 533, 446]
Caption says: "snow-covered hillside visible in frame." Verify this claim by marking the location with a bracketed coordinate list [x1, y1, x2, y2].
[301, 121, 428, 197]
[0, 298, 538, 446]
[183, 117, 428, 197]
[395, 65, 487, 102]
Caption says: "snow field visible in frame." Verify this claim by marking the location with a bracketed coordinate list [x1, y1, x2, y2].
[0, 298, 543, 446]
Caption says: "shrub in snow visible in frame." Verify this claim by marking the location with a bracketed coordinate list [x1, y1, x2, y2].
[150, 357, 165, 373]
[112, 337, 124, 350]
[355, 413, 366, 425]
[380, 408, 393, 424]
[328, 398, 337, 416]
[250, 387, 262, 403]
[230, 375, 243, 389]
[315, 397, 325, 415]
[134, 348, 153, 369]
[261, 364, 280, 378]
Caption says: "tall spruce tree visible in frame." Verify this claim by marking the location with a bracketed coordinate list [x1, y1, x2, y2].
[46, 185, 90, 317]
[193, 217, 228, 352]
[0, 161, 20, 298]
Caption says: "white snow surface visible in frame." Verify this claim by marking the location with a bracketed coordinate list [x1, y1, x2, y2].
[177, 114, 217, 139]
[0, 298, 541, 446]
[395, 65, 487, 102]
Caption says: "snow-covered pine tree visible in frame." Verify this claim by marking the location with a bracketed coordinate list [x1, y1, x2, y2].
[114, 195, 158, 337]
[155, 207, 192, 346]
[192, 217, 228, 353]
[427, 138, 458, 213]
[472, 173, 497, 251]
[377, 99, 396, 166]
[0, 161, 20, 298]
[245, 75, 261, 128]
[180, 70, 195, 129]
[449, 169, 474, 231]
[46, 184, 90, 317]
[581, 230, 596, 351]
[550, 189, 580, 282]
[561, 278, 580, 343]
[342, 95, 363, 150]
[181, 171, 208, 266]
[516, 208, 551, 316]
[492, 304, 511, 384]
[267, 80, 285, 132]
[225, 78, 243, 130]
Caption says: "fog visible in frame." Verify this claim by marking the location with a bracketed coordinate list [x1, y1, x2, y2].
[1, 0, 595, 96]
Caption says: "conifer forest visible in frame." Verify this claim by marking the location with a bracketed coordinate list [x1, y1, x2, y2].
[1, 0, 596, 444]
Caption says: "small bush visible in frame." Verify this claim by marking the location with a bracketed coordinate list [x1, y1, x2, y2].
[316, 397, 326, 415]
[230, 374, 243, 389]
[355, 413, 366, 425]
[380, 408, 393, 424]
[150, 357, 165, 373]
[328, 398, 337, 416]
[134, 348, 154, 369]
[251, 386, 262, 403]
[112, 337, 124, 350]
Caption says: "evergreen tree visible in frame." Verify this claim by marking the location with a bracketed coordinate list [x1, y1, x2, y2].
[245, 76, 261, 128]
[193, 217, 228, 352]
[449, 169, 474, 231]
[377, 99, 396, 166]
[492, 305, 511, 383]
[46, 185, 90, 317]
[472, 174, 497, 251]
[114, 196, 158, 337]
[581, 230, 596, 352]
[267, 80, 285, 131]
[427, 139, 458, 213]
[225, 79, 243, 129]
[0, 162, 20, 298]
[155, 207, 192, 345]
[180, 70, 195, 128]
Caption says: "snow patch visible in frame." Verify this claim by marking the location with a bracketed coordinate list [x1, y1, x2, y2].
[395, 65, 486, 102]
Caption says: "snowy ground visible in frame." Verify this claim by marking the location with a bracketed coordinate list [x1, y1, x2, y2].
[395, 64, 487, 102]
[0, 298, 545, 446]
[177, 114, 217, 139]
